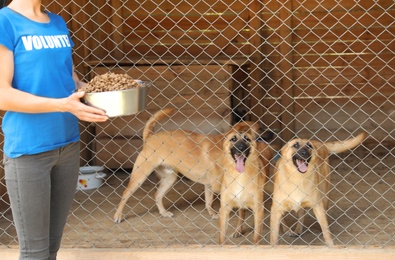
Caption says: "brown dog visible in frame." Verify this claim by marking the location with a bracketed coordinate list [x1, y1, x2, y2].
[270, 132, 366, 246]
[114, 108, 272, 223]
[218, 127, 272, 244]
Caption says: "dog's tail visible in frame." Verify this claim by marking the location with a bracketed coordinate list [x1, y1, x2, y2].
[325, 132, 367, 154]
[143, 108, 176, 141]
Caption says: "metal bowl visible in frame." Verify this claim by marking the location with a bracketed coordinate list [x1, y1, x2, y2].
[82, 81, 150, 117]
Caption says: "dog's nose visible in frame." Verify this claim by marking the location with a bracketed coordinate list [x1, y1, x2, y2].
[235, 141, 249, 152]
[298, 148, 310, 158]
[298, 148, 310, 157]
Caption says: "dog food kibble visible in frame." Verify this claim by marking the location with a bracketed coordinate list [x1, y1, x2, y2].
[80, 72, 143, 93]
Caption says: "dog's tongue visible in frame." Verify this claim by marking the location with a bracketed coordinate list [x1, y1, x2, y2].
[235, 154, 245, 173]
[297, 159, 308, 173]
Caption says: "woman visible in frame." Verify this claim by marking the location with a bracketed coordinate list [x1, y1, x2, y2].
[0, 0, 108, 259]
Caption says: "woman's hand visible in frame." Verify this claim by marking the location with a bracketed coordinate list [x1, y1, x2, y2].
[65, 91, 108, 122]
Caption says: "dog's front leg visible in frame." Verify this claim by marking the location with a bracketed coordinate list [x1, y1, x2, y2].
[270, 207, 283, 246]
[204, 186, 218, 219]
[219, 205, 231, 244]
[253, 204, 264, 244]
[313, 204, 334, 247]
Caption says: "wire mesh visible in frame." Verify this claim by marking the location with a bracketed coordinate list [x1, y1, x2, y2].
[0, 0, 394, 249]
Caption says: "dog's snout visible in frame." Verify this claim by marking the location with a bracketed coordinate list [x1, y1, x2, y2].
[300, 148, 309, 156]
[297, 147, 310, 159]
[235, 140, 249, 152]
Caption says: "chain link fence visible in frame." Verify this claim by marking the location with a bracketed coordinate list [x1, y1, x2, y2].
[1, 0, 394, 249]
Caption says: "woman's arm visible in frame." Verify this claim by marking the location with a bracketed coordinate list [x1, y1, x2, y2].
[0, 45, 108, 122]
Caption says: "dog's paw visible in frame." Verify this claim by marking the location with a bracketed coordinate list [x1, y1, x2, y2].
[284, 230, 300, 237]
[160, 211, 174, 218]
[211, 213, 219, 220]
[232, 230, 243, 238]
[113, 215, 122, 224]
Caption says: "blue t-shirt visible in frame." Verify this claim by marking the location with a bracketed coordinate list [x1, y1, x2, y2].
[0, 8, 80, 158]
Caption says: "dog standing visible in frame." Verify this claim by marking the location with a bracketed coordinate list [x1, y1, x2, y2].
[218, 128, 272, 244]
[270, 132, 366, 246]
[113, 108, 272, 223]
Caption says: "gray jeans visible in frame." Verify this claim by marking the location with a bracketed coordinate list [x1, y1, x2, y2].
[4, 142, 80, 260]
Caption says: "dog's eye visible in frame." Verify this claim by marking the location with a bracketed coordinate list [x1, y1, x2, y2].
[293, 142, 299, 149]
[230, 136, 237, 142]
[244, 136, 251, 142]
[306, 143, 313, 149]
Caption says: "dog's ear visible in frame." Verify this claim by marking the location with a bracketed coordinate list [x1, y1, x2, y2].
[278, 141, 288, 157]
[257, 129, 274, 143]
[232, 106, 248, 122]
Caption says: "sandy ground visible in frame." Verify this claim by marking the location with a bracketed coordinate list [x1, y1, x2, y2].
[0, 140, 394, 249]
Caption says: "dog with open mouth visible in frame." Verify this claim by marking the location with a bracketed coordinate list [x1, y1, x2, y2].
[113, 108, 274, 223]
[218, 127, 272, 244]
[270, 132, 366, 246]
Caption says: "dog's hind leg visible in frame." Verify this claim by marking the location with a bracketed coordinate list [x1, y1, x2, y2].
[283, 209, 304, 237]
[293, 208, 305, 235]
[233, 209, 246, 238]
[280, 216, 292, 236]
[154, 166, 178, 217]
[113, 158, 156, 223]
